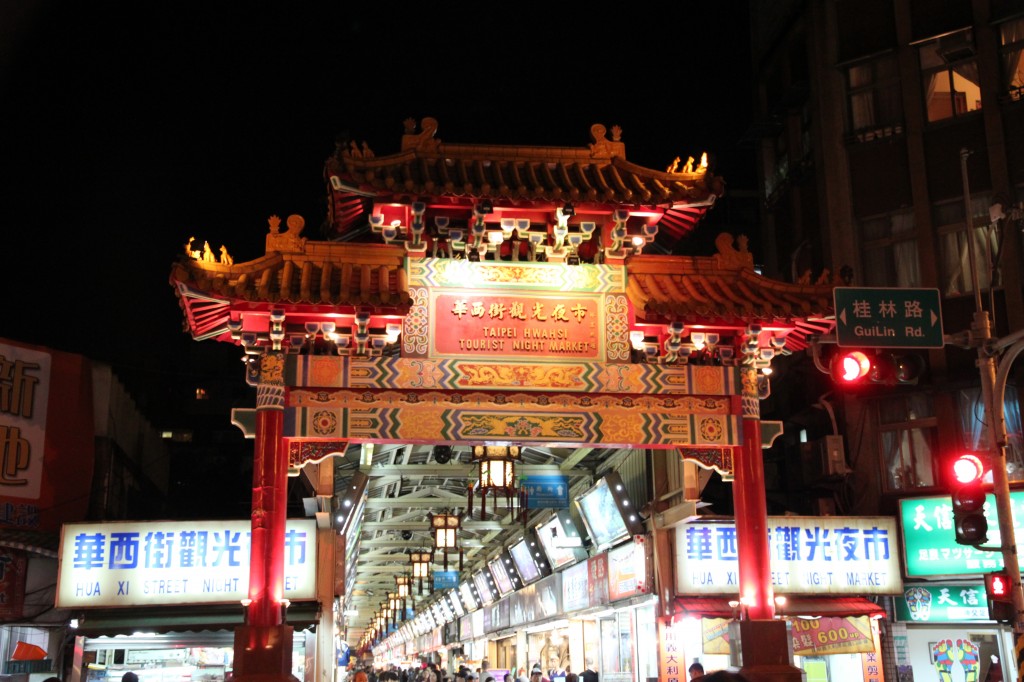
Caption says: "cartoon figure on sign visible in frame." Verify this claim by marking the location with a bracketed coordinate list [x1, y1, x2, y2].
[905, 586, 932, 621]
[931, 639, 980, 682]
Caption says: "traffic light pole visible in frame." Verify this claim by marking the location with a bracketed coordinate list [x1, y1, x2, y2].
[970, 311, 1024, 634]
[959, 148, 1024, 681]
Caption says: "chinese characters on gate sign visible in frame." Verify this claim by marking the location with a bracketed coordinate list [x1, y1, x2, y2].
[56, 520, 317, 607]
[675, 518, 901, 594]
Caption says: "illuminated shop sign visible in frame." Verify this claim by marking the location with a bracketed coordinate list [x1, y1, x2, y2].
[674, 517, 901, 595]
[56, 519, 317, 607]
[895, 584, 989, 622]
[607, 537, 650, 601]
[898, 493, 1024, 576]
[431, 292, 601, 359]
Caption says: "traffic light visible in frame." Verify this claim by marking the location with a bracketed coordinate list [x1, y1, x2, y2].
[829, 350, 924, 386]
[984, 571, 1016, 623]
[831, 350, 872, 383]
[951, 453, 990, 546]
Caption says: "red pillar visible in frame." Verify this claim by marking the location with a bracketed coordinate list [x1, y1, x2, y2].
[234, 350, 298, 682]
[730, 368, 804, 681]
[733, 367, 774, 620]
[249, 402, 285, 626]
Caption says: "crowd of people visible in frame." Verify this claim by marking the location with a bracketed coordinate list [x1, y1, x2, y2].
[348, 661, 610, 682]
[349, 661, 747, 682]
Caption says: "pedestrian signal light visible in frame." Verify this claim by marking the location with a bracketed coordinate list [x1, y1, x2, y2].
[984, 571, 1016, 623]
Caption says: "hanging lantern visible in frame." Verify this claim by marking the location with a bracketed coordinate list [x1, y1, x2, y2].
[429, 512, 463, 572]
[388, 591, 403, 625]
[410, 550, 432, 594]
[396, 574, 411, 599]
[468, 444, 526, 523]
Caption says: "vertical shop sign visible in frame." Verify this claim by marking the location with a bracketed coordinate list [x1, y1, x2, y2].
[657, 618, 683, 682]
[587, 552, 609, 607]
[861, 650, 881, 682]
[0, 342, 96, 533]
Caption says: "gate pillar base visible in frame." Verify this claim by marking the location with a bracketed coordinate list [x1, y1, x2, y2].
[233, 624, 301, 682]
[729, 619, 806, 682]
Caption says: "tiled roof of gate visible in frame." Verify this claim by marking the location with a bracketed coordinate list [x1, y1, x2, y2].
[628, 255, 836, 323]
[323, 118, 724, 234]
[327, 119, 725, 204]
[171, 225, 836, 349]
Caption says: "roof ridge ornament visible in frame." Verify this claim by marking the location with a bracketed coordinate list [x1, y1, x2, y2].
[266, 214, 308, 254]
[713, 232, 755, 271]
[588, 123, 626, 160]
[402, 116, 441, 154]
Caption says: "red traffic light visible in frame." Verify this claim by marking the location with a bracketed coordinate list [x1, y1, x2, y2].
[951, 455, 990, 546]
[831, 350, 872, 382]
[952, 453, 986, 485]
[828, 350, 924, 386]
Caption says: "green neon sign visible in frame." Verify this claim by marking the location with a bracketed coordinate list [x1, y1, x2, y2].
[894, 584, 989, 622]
[898, 493, 1024, 576]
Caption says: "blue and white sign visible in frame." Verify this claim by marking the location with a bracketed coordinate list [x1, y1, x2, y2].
[433, 570, 459, 591]
[525, 475, 570, 509]
[56, 519, 317, 607]
[675, 516, 901, 595]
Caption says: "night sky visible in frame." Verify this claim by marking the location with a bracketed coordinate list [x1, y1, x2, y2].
[1, 2, 754, 415]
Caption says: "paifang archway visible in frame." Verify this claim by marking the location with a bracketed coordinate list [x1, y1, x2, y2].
[170, 119, 836, 681]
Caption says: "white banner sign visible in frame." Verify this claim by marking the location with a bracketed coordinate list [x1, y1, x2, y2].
[675, 516, 901, 595]
[57, 519, 317, 607]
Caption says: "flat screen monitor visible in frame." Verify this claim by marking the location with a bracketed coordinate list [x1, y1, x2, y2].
[489, 557, 515, 596]
[473, 569, 495, 605]
[535, 511, 585, 570]
[575, 472, 643, 551]
[459, 581, 478, 611]
[449, 589, 465, 617]
[509, 537, 542, 584]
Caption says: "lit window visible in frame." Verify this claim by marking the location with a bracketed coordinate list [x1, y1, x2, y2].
[999, 17, 1024, 100]
[918, 29, 982, 123]
[195, 387, 208, 400]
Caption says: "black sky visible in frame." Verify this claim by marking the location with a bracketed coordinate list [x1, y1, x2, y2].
[1, 2, 754, 414]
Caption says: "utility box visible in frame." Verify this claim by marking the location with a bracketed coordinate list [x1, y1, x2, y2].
[801, 435, 850, 481]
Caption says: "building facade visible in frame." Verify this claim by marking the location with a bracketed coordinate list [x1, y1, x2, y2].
[750, 1, 1024, 680]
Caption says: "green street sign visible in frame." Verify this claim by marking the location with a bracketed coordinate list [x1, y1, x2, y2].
[834, 287, 944, 348]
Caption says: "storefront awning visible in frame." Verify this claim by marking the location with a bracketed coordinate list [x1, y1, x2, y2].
[673, 596, 884, 619]
[74, 601, 321, 637]
[0, 529, 59, 558]
[782, 597, 885, 618]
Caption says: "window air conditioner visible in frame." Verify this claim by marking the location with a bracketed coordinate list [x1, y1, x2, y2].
[938, 33, 975, 63]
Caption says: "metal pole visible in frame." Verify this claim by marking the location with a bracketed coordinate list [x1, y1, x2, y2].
[961, 148, 983, 313]
[978, 320, 1024, 632]
[962, 151, 1024, 678]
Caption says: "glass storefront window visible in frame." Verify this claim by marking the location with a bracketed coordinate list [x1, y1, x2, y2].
[635, 606, 657, 682]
